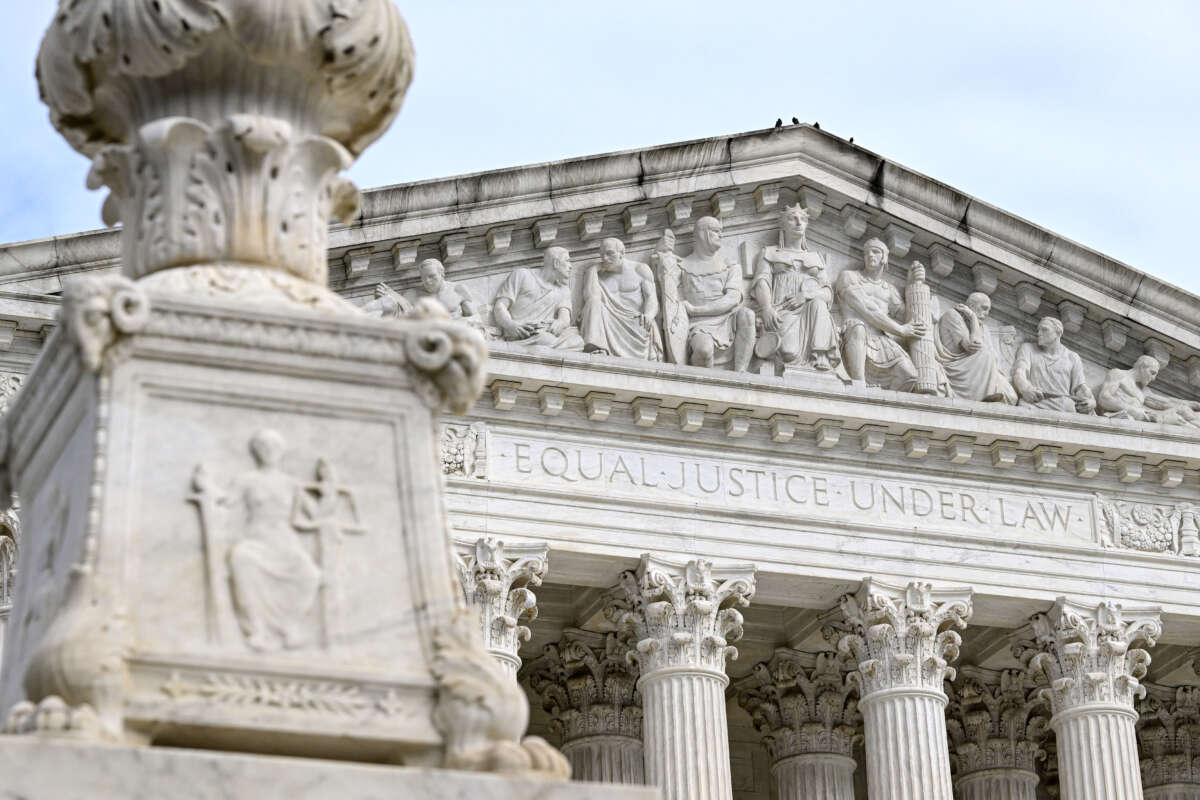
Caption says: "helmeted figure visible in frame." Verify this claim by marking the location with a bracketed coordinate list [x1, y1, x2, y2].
[677, 216, 755, 371]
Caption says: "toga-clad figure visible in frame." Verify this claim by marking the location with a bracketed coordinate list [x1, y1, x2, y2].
[492, 246, 583, 350]
[835, 237, 934, 392]
[678, 216, 755, 371]
[1012, 317, 1095, 413]
[751, 203, 838, 371]
[580, 237, 662, 360]
[1097, 354, 1200, 427]
[934, 292, 1017, 403]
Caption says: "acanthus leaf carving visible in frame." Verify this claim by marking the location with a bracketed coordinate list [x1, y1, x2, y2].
[1013, 597, 1161, 715]
[735, 648, 861, 762]
[1136, 683, 1200, 790]
[453, 537, 547, 677]
[603, 555, 756, 675]
[945, 666, 1049, 778]
[824, 579, 972, 698]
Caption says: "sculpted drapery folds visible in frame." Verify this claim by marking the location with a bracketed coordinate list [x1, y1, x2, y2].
[676, 217, 756, 372]
[1098, 354, 1200, 427]
[492, 247, 584, 350]
[935, 292, 1018, 404]
[751, 204, 839, 373]
[1012, 317, 1096, 414]
[407, 258, 480, 321]
[581, 238, 663, 360]
[835, 238, 947, 394]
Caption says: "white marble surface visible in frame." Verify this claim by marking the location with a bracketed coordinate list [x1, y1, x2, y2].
[0, 737, 659, 799]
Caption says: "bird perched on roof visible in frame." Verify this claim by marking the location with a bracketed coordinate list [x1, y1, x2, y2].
[791, 117, 799, 125]
[774, 118, 783, 129]
[813, 121, 820, 129]
[849, 137, 855, 144]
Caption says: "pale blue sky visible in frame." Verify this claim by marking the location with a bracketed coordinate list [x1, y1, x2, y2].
[2, 2, 1198, 293]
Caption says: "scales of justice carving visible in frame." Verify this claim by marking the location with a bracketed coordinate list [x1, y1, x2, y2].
[365, 194, 1200, 430]
[190, 429, 366, 652]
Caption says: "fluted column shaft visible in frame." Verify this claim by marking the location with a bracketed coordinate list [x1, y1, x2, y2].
[561, 735, 645, 784]
[860, 687, 953, 800]
[772, 753, 855, 800]
[955, 768, 1038, 800]
[1055, 706, 1143, 799]
[641, 667, 732, 800]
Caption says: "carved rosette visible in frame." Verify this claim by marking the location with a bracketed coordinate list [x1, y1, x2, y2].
[36, 0, 414, 286]
[604, 555, 757, 676]
[736, 649, 861, 761]
[524, 629, 642, 743]
[454, 538, 548, 678]
[826, 580, 973, 700]
[1137, 684, 1200, 791]
[1015, 598, 1162, 716]
[946, 666, 1049, 777]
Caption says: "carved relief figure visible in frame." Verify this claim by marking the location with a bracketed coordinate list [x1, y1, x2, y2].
[934, 292, 1017, 403]
[580, 237, 662, 360]
[492, 247, 583, 350]
[405, 258, 478, 320]
[677, 216, 755, 371]
[290, 459, 365, 647]
[191, 430, 364, 652]
[835, 238, 940, 392]
[1011, 317, 1096, 414]
[1097, 355, 1200, 428]
[751, 204, 838, 372]
[361, 283, 413, 319]
[650, 229, 688, 365]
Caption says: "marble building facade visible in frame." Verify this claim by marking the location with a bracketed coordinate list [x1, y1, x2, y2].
[3, 124, 1200, 799]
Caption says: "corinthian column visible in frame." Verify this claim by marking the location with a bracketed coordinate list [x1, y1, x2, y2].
[826, 579, 972, 800]
[605, 554, 756, 800]
[1136, 683, 1200, 799]
[454, 537, 548, 678]
[946, 666, 1050, 800]
[1016, 597, 1162, 800]
[524, 628, 644, 784]
[735, 648, 860, 800]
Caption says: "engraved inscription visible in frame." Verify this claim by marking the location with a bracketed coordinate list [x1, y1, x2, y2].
[492, 436, 1094, 544]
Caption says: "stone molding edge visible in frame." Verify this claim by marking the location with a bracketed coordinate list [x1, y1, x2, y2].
[480, 350, 1200, 483]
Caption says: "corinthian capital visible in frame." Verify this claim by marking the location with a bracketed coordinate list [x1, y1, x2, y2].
[946, 666, 1049, 777]
[825, 579, 973, 697]
[735, 648, 861, 761]
[1136, 683, 1200, 789]
[1014, 598, 1161, 715]
[604, 554, 756, 675]
[523, 628, 642, 743]
[454, 538, 548, 677]
[37, 0, 413, 289]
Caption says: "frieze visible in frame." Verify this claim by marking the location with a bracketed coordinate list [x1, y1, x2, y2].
[489, 434, 1098, 546]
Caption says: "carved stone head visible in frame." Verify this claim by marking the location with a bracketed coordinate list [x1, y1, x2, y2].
[966, 292, 992, 320]
[599, 238, 625, 271]
[418, 259, 447, 293]
[543, 247, 572, 286]
[694, 216, 722, 256]
[1133, 354, 1161, 387]
[1036, 317, 1064, 350]
[862, 238, 889, 273]
[778, 203, 809, 242]
[248, 429, 286, 469]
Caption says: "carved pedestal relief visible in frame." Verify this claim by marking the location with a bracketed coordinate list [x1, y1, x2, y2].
[191, 430, 365, 652]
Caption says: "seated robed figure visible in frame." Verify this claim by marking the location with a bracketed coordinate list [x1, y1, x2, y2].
[673, 216, 755, 372]
[934, 292, 1017, 404]
[580, 237, 662, 360]
[751, 204, 838, 372]
[492, 246, 583, 350]
[1012, 317, 1095, 413]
